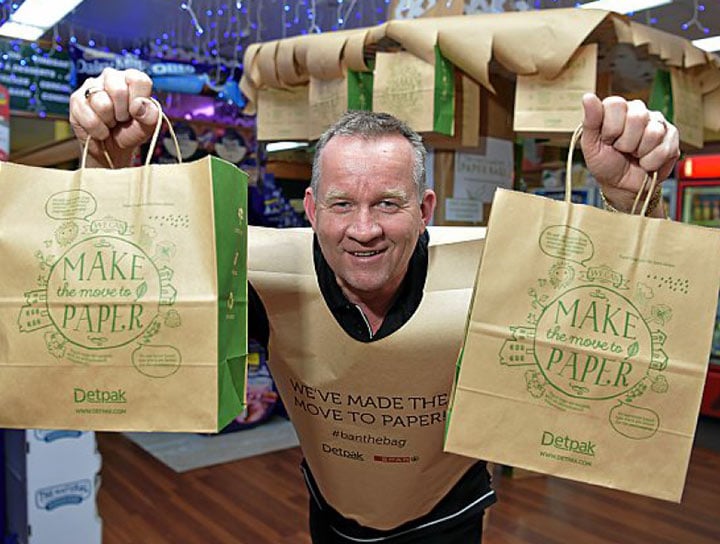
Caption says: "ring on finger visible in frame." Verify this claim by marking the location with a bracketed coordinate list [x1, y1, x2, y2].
[84, 87, 105, 100]
[651, 113, 667, 129]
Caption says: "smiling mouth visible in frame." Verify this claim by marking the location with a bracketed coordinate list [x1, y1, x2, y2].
[349, 250, 383, 257]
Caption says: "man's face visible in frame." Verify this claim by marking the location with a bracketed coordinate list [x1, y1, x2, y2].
[304, 134, 436, 306]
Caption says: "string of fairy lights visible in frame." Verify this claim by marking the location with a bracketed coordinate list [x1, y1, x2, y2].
[0, 1, 715, 67]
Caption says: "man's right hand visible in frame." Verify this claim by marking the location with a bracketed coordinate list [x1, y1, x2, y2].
[70, 68, 158, 168]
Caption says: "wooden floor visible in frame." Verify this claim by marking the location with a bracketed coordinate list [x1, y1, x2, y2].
[96, 432, 720, 544]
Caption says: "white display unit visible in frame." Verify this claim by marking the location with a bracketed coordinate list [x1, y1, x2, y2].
[4, 430, 102, 544]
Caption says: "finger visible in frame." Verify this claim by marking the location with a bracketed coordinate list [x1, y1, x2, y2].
[129, 96, 160, 128]
[635, 111, 667, 159]
[112, 97, 160, 150]
[638, 122, 680, 179]
[612, 99, 650, 155]
[101, 67, 131, 123]
[125, 69, 154, 113]
[86, 89, 118, 130]
[581, 92, 603, 135]
[69, 83, 111, 142]
[594, 96, 628, 145]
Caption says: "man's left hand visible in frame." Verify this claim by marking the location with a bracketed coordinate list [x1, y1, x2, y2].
[580, 93, 680, 216]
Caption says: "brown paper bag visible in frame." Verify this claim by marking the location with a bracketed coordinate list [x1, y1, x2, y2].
[257, 85, 310, 141]
[0, 112, 248, 432]
[446, 127, 720, 502]
[514, 43, 597, 134]
[670, 67, 704, 149]
[372, 47, 454, 135]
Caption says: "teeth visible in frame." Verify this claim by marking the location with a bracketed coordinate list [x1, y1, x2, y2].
[352, 251, 379, 257]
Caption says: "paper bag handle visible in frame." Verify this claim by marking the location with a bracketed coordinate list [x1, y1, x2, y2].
[80, 97, 182, 169]
[566, 123, 658, 216]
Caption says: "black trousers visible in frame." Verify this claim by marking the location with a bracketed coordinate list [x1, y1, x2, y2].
[309, 498, 484, 544]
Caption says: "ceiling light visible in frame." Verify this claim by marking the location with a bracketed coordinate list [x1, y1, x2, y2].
[0, 21, 45, 41]
[266, 141, 309, 153]
[578, 0, 672, 14]
[692, 36, 720, 52]
[0, 0, 85, 41]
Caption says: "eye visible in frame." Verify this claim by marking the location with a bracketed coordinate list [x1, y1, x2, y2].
[377, 200, 401, 211]
[328, 201, 352, 212]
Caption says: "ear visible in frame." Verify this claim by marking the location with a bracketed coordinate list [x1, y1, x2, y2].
[304, 187, 318, 229]
[419, 189, 436, 229]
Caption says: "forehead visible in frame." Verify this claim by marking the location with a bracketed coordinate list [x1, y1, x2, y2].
[323, 133, 413, 155]
[317, 134, 415, 191]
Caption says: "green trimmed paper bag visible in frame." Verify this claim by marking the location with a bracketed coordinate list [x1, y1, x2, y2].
[373, 46, 454, 136]
[446, 127, 720, 502]
[0, 121, 248, 432]
[309, 68, 374, 140]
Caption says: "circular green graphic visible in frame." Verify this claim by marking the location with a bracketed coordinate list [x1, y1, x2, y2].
[533, 285, 652, 400]
[46, 236, 161, 349]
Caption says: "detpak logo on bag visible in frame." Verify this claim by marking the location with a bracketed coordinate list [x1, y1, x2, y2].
[500, 225, 684, 442]
[17, 189, 183, 378]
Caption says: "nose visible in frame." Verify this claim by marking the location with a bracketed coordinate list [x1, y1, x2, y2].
[347, 207, 382, 242]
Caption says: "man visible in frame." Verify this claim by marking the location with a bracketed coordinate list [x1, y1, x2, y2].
[70, 68, 680, 543]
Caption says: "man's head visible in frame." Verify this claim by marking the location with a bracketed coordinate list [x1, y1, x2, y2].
[304, 111, 436, 309]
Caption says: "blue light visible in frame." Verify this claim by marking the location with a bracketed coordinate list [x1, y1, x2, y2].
[89, 39, 96, 46]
